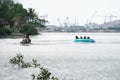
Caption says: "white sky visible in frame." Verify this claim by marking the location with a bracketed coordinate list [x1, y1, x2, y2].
[18, 0, 120, 26]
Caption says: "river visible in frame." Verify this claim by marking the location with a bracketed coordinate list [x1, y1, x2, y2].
[0, 33, 120, 80]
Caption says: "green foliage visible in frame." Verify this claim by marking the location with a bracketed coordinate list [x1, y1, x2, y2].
[0, 0, 14, 19]
[0, 26, 13, 35]
[20, 23, 38, 35]
[9, 53, 58, 80]
[21, 62, 32, 68]
[27, 8, 38, 22]
[12, 28, 20, 33]
[9, 53, 41, 68]
[0, 0, 47, 35]
[31, 59, 40, 68]
[6, 3, 28, 29]
[3, 26, 13, 34]
[31, 74, 36, 80]
[31, 67, 58, 80]
[10, 53, 24, 67]
[10, 53, 32, 68]
[37, 68, 51, 80]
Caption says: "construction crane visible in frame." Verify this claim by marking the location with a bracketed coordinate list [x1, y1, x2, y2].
[97, 15, 117, 23]
[85, 11, 97, 28]
[86, 11, 97, 24]
[63, 17, 70, 27]
[57, 18, 63, 27]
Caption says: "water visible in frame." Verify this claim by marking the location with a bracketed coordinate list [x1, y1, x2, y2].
[0, 33, 120, 80]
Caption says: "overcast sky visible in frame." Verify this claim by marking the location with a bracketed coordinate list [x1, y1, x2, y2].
[18, 0, 120, 26]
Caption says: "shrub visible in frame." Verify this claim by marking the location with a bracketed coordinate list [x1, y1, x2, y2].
[20, 23, 38, 35]
[0, 26, 13, 35]
[21, 62, 32, 68]
[31, 59, 40, 68]
[10, 53, 24, 68]
[31, 67, 58, 80]
[9, 53, 41, 68]
[9, 53, 58, 80]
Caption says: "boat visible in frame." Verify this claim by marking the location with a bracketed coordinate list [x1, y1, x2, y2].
[20, 34, 31, 45]
[74, 38, 95, 43]
[20, 38, 31, 45]
[20, 40, 31, 45]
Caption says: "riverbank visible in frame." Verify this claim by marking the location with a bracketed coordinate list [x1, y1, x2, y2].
[0, 33, 24, 39]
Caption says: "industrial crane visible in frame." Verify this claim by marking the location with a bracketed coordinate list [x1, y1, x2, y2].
[97, 15, 117, 23]
[57, 18, 63, 27]
[85, 11, 97, 28]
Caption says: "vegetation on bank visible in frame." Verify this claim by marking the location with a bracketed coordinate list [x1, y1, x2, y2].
[0, 0, 47, 36]
[10, 53, 58, 80]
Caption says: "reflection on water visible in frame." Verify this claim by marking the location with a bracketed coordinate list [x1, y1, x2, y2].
[0, 33, 120, 80]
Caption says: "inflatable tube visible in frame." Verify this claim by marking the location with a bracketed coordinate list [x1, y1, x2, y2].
[74, 39, 95, 43]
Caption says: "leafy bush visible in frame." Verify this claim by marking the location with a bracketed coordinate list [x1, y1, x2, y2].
[31, 67, 58, 80]
[10, 53, 41, 68]
[0, 28, 5, 35]
[31, 59, 40, 68]
[10, 53, 24, 68]
[20, 23, 38, 35]
[21, 62, 32, 68]
[9, 53, 58, 80]
[0, 26, 13, 35]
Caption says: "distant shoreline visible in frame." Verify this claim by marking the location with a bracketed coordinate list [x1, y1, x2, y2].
[0, 31, 120, 39]
[41, 31, 120, 33]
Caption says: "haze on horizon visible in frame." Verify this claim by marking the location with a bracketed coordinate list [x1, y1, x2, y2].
[17, 0, 120, 26]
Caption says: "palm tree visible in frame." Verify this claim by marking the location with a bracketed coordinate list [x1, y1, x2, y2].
[27, 8, 38, 22]
[7, 3, 27, 30]
[27, 8, 47, 27]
